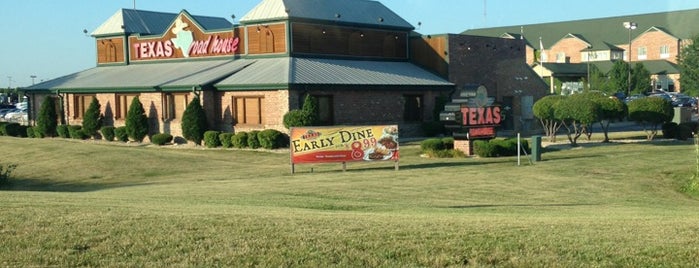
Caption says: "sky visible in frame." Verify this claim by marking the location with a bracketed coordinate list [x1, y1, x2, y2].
[2, 0, 699, 88]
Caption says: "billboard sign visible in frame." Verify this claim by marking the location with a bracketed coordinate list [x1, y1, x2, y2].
[290, 125, 399, 164]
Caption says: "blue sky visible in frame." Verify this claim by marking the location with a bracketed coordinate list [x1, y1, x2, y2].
[2, 0, 699, 88]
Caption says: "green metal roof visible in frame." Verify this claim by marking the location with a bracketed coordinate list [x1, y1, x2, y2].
[24, 59, 253, 93]
[215, 57, 453, 90]
[240, 0, 413, 30]
[541, 60, 678, 76]
[91, 9, 232, 36]
[463, 8, 699, 50]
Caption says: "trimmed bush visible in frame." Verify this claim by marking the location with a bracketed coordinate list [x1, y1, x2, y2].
[662, 122, 679, 139]
[2, 123, 24, 137]
[0, 122, 7, 135]
[57, 125, 70, 138]
[421, 138, 445, 152]
[258, 129, 285, 149]
[101, 126, 115, 141]
[35, 96, 58, 137]
[68, 125, 88, 140]
[219, 133, 234, 148]
[232, 132, 248, 148]
[441, 137, 455, 150]
[82, 98, 103, 138]
[26, 127, 36, 138]
[474, 138, 529, 158]
[151, 133, 173, 146]
[677, 124, 693, 141]
[283, 95, 319, 129]
[125, 96, 149, 142]
[204, 131, 221, 148]
[247, 131, 261, 149]
[114, 126, 129, 142]
[181, 97, 208, 145]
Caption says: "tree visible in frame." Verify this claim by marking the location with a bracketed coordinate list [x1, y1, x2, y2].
[678, 34, 699, 97]
[586, 92, 627, 142]
[554, 94, 600, 146]
[125, 96, 149, 142]
[35, 96, 58, 138]
[181, 96, 208, 145]
[608, 61, 630, 95]
[81, 98, 103, 138]
[628, 97, 674, 140]
[631, 63, 651, 94]
[588, 64, 612, 94]
[533, 95, 565, 142]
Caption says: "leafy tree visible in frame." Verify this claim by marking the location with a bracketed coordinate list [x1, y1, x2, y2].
[181, 97, 208, 145]
[586, 92, 627, 142]
[631, 63, 652, 94]
[678, 34, 699, 96]
[35, 96, 58, 138]
[588, 64, 612, 94]
[608, 61, 631, 95]
[554, 94, 600, 146]
[125, 96, 149, 142]
[533, 95, 565, 142]
[81, 98, 103, 138]
[628, 97, 674, 140]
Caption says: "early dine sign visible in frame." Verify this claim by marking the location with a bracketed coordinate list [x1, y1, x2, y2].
[290, 125, 399, 164]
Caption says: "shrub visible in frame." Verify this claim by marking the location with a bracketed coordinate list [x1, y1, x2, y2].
[181, 97, 208, 145]
[421, 138, 445, 152]
[441, 137, 455, 150]
[677, 123, 693, 141]
[82, 98, 103, 138]
[219, 133, 234, 148]
[423, 149, 467, 158]
[151, 133, 173, 146]
[101, 126, 115, 141]
[114, 126, 129, 142]
[26, 127, 36, 138]
[35, 96, 58, 137]
[232, 132, 248, 148]
[258, 129, 285, 149]
[474, 138, 529, 158]
[283, 95, 319, 129]
[125, 96, 149, 142]
[283, 110, 308, 129]
[0, 122, 7, 135]
[2, 123, 24, 137]
[204, 131, 221, 148]
[663, 122, 679, 139]
[56, 125, 70, 138]
[247, 131, 261, 149]
[68, 125, 88, 140]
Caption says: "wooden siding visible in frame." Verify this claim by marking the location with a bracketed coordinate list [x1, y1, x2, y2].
[292, 23, 407, 58]
[246, 23, 287, 54]
[410, 36, 449, 78]
[96, 38, 126, 64]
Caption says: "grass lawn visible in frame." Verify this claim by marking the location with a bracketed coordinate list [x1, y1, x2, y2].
[1, 134, 698, 267]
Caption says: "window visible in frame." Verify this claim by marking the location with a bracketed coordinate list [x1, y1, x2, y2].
[637, 46, 647, 60]
[164, 93, 189, 120]
[312, 95, 334, 126]
[115, 94, 138, 119]
[73, 94, 95, 119]
[403, 95, 423, 122]
[233, 96, 263, 125]
[660, 45, 670, 59]
[555, 52, 566, 63]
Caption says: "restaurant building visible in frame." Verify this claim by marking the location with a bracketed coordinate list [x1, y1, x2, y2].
[25, 0, 547, 140]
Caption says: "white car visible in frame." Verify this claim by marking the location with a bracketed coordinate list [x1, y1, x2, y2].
[4, 109, 27, 121]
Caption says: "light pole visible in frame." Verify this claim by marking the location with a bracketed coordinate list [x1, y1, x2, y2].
[30, 75, 37, 85]
[623, 21, 637, 96]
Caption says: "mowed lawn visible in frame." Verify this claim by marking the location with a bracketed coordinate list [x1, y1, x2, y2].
[1, 134, 698, 267]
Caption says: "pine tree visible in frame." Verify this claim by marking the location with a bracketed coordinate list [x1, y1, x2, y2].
[81, 98, 103, 138]
[181, 97, 208, 145]
[679, 34, 699, 96]
[125, 96, 149, 142]
[35, 96, 58, 138]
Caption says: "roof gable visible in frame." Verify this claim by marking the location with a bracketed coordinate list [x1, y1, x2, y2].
[91, 9, 231, 37]
[240, 0, 413, 30]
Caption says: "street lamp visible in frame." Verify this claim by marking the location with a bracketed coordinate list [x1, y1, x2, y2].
[30, 75, 37, 85]
[623, 21, 637, 96]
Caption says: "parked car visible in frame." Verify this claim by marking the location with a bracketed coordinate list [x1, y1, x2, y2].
[672, 96, 697, 107]
[4, 108, 27, 121]
[624, 94, 645, 103]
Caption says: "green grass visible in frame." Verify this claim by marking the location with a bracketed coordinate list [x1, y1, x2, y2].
[1, 135, 698, 267]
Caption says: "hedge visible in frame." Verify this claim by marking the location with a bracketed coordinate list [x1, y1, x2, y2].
[219, 133, 234, 148]
[247, 131, 261, 149]
[204, 131, 221, 148]
[151, 133, 173, 146]
[114, 126, 129, 142]
[101, 126, 115, 141]
[474, 138, 530, 158]
[232, 132, 248, 148]
[258, 129, 286, 149]
[68, 125, 88, 140]
[57, 125, 70, 138]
